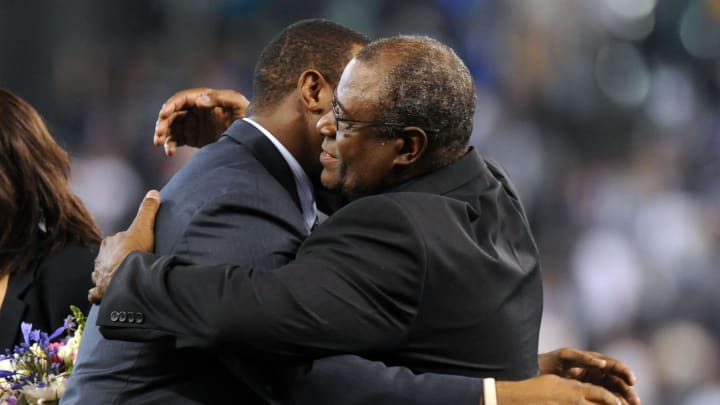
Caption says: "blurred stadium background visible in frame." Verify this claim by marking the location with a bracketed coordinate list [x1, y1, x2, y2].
[2, 1, 719, 403]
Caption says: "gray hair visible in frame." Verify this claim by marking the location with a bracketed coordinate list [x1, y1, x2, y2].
[354, 35, 476, 157]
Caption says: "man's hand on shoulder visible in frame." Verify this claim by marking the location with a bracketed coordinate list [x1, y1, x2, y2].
[89, 190, 161, 303]
[154, 88, 250, 156]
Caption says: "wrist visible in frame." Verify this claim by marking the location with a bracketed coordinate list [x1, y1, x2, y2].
[537, 351, 553, 375]
[483, 378, 497, 405]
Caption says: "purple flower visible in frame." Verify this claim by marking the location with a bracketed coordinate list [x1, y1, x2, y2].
[1, 308, 84, 403]
[20, 323, 32, 346]
[63, 315, 77, 331]
[48, 324, 66, 341]
[29, 329, 41, 345]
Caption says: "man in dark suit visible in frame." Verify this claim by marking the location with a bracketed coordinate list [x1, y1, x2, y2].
[64, 20, 520, 405]
[64, 20, 374, 404]
[89, 35, 637, 405]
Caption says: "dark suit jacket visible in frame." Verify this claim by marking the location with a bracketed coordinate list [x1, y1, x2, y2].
[0, 244, 95, 351]
[64, 120, 306, 405]
[98, 149, 543, 383]
[68, 121, 486, 404]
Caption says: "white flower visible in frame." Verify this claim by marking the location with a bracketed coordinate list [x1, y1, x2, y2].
[0, 358, 12, 372]
[21, 376, 67, 402]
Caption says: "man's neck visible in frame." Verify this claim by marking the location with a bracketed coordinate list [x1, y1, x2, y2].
[248, 108, 318, 178]
[248, 100, 309, 173]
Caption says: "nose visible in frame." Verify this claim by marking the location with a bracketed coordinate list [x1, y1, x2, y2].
[317, 110, 337, 138]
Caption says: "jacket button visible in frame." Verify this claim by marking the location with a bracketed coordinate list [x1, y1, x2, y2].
[118, 311, 127, 322]
[110, 311, 119, 322]
[135, 312, 144, 324]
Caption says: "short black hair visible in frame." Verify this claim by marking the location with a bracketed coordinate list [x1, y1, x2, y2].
[251, 19, 369, 113]
[355, 36, 476, 157]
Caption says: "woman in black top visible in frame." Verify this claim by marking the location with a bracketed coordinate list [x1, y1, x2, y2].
[0, 88, 101, 349]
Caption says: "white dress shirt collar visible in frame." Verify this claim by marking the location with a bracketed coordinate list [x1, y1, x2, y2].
[242, 118, 317, 231]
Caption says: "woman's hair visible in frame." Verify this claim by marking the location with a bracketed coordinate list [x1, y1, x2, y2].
[0, 88, 101, 276]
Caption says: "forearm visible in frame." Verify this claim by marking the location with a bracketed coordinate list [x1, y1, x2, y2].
[97, 252, 219, 343]
[97, 251, 414, 357]
[98, 252, 282, 348]
[287, 355, 483, 405]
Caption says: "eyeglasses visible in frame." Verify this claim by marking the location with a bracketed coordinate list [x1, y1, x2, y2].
[331, 97, 439, 135]
[331, 98, 404, 132]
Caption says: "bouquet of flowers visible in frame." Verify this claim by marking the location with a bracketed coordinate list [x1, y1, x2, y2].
[0, 306, 86, 405]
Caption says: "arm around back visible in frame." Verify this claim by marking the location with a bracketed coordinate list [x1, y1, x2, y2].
[98, 195, 426, 356]
[287, 355, 484, 405]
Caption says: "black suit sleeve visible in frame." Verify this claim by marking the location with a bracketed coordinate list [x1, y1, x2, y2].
[286, 355, 484, 405]
[99, 196, 425, 357]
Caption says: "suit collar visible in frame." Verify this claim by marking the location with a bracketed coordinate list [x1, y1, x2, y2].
[222, 120, 303, 212]
[400, 148, 488, 196]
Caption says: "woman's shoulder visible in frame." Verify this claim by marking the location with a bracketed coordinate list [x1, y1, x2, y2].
[29, 243, 97, 332]
[36, 243, 98, 279]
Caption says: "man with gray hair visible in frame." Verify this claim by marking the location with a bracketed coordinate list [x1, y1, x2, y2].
[91, 35, 636, 404]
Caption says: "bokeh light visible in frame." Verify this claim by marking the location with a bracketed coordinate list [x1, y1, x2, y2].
[595, 42, 650, 107]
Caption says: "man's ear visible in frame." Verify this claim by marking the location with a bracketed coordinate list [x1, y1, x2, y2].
[299, 69, 330, 114]
[393, 127, 428, 166]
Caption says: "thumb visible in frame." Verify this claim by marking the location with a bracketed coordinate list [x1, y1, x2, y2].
[129, 190, 161, 232]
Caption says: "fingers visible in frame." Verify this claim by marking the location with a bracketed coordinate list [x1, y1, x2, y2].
[599, 356, 637, 386]
[578, 381, 622, 405]
[197, 89, 250, 118]
[89, 235, 114, 303]
[88, 277, 102, 303]
[154, 89, 209, 148]
[558, 347, 607, 368]
[155, 109, 187, 153]
[558, 348, 639, 404]
[158, 88, 245, 117]
[88, 286, 101, 304]
[559, 348, 636, 386]
[88, 240, 105, 303]
[163, 139, 177, 156]
[155, 100, 188, 143]
[129, 190, 161, 233]
[604, 374, 641, 405]
[157, 89, 208, 119]
[88, 191, 160, 304]
[88, 266, 110, 304]
[87, 192, 159, 305]
[153, 88, 250, 156]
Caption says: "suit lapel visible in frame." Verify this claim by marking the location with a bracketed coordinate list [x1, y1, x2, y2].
[222, 120, 303, 212]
